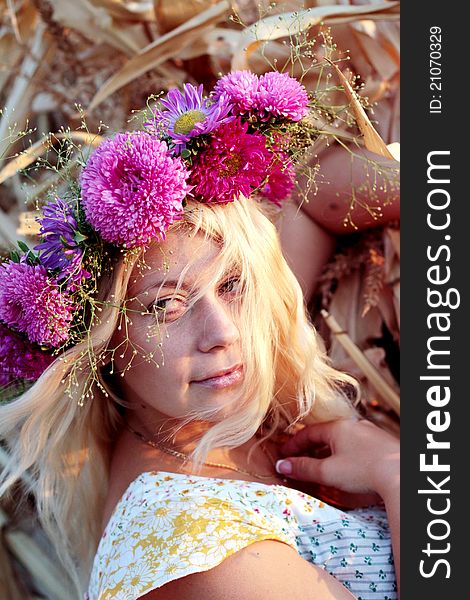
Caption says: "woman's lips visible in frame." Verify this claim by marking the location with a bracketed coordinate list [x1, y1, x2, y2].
[193, 365, 243, 390]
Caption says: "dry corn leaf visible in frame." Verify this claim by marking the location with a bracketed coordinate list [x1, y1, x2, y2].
[385, 226, 400, 259]
[382, 227, 400, 337]
[0, 22, 50, 161]
[87, 0, 229, 112]
[0, 132, 104, 185]
[177, 26, 241, 61]
[49, 0, 141, 55]
[0, 1, 37, 61]
[327, 269, 383, 353]
[327, 59, 395, 159]
[154, 0, 219, 34]
[389, 85, 400, 143]
[322, 309, 400, 415]
[392, 280, 400, 330]
[91, 0, 156, 21]
[334, 346, 400, 409]
[352, 27, 398, 82]
[376, 284, 399, 343]
[18, 210, 41, 237]
[375, 19, 400, 59]
[0, 210, 27, 246]
[231, 1, 400, 70]
[1, 508, 72, 600]
[360, 77, 390, 104]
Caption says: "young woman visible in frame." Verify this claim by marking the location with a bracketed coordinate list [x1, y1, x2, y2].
[0, 72, 399, 600]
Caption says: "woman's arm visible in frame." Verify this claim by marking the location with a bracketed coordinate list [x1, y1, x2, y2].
[277, 419, 400, 597]
[277, 200, 337, 301]
[278, 143, 400, 300]
[295, 144, 400, 235]
[141, 539, 356, 600]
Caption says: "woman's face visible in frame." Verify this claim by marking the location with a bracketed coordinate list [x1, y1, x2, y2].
[112, 229, 244, 422]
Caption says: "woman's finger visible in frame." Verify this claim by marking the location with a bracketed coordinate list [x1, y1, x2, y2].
[276, 455, 331, 484]
[280, 422, 335, 457]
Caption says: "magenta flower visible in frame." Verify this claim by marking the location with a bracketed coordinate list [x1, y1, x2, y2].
[34, 197, 90, 291]
[256, 71, 309, 121]
[262, 152, 296, 206]
[189, 119, 271, 204]
[80, 132, 191, 247]
[0, 323, 54, 387]
[146, 84, 233, 153]
[0, 261, 74, 348]
[212, 71, 259, 116]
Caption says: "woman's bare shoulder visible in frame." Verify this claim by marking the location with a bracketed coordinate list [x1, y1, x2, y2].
[139, 540, 355, 600]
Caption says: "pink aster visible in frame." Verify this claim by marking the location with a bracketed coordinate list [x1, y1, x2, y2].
[212, 70, 259, 116]
[189, 119, 271, 204]
[262, 152, 296, 206]
[0, 261, 74, 348]
[256, 71, 309, 122]
[80, 132, 191, 247]
[0, 323, 54, 386]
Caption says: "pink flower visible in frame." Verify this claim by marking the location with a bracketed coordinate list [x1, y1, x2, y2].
[262, 152, 296, 206]
[80, 132, 191, 247]
[189, 119, 271, 204]
[0, 261, 74, 348]
[212, 70, 259, 116]
[256, 71, 309, 121]
[0, 323, 54, 386]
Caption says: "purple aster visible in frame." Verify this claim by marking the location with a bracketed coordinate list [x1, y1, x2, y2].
[212, 70, 259, 116]
[146, 84, 233, 153]
[80, 132, 191, 247]
[189, 119, 271, 204]
[0, 323, 54, 387]
[262, 152, 296, 206]
[0, 261, 74, 348]
[256, 71, 309, 122]
[34, 197, 90, 291]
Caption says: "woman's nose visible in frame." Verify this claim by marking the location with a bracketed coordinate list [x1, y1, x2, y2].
[197, 297, 239, 353]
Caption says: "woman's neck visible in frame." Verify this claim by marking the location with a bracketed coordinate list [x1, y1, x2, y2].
[122, 411, 284, 484]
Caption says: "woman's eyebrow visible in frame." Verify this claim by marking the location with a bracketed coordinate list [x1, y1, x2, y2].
[137, 277, 193, 296]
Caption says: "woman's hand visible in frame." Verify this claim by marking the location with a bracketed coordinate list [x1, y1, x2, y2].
[276, 418, 401, 595]
[276, 418, 399, 500]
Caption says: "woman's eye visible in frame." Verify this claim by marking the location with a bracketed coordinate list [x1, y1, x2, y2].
[152, 297, 187, 322]
[220, 276, 242, 296]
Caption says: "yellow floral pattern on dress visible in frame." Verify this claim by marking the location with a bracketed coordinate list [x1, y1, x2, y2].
[86, 472, 397, 600]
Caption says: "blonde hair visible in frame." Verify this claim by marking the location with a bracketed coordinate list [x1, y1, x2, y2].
[0, 197, 356, 597]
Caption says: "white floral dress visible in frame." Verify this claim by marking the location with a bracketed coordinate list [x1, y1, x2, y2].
[86, 472, 397, 600]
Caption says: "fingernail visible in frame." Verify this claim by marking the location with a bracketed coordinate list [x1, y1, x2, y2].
[275, 459, 292, 475]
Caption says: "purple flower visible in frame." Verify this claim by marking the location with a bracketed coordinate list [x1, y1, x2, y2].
[256, 71, 309, 121]
[146, 84, 233, 153]
[0, 323, 54, 387]
[262, 152, 296, 206]
[34, 197, 90, 290]
[189, 119, 271, 204]
[0, 261, 74, 348]
[80, 132, 191, 247]
[212, 71, 259, 116]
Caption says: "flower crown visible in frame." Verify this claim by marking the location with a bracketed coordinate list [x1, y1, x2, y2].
[0, 70, 316, 394]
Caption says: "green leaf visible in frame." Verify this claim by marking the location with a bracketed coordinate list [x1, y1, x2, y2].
[10, 251, 20, 263]
[17, 240, 31, 253]
[74, 231, 88, 244]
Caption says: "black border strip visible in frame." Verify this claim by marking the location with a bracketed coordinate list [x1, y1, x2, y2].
[401, 3, 467, 597]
